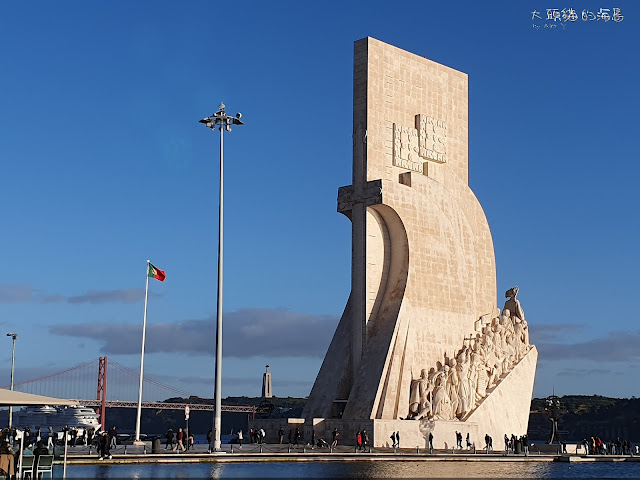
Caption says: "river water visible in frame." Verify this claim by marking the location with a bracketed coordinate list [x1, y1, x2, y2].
[58, 460, 640, 478]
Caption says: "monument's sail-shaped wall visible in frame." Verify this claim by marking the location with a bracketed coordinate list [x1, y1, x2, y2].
[301, 37, 537, 448]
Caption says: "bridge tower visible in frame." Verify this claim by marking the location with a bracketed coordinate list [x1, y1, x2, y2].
[97, 357, 107, 430]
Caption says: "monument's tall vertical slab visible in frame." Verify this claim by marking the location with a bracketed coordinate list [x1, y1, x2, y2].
[302, 37, 537, 448]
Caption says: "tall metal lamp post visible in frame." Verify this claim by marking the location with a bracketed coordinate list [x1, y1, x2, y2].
[6, 333, 18, 428]
[199, 103, 244, 452]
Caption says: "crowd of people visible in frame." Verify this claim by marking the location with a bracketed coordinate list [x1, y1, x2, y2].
[163, 427, 195, 452]
[581, 436, 639, 455]
[0, 430, 49, 478]
[501, 433, 530, 456]
[232, 426, 338, 449]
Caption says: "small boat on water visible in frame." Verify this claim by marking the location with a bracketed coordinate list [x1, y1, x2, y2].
[14, 405, 101, 431]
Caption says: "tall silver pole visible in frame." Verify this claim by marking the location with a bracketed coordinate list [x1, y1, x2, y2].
[200, 104, 243, 453]
[213, 119, 224, 452]
[134, 260, 151, 444]
[8, 335, 16, 429]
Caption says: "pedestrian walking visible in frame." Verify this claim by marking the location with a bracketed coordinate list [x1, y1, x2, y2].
[165, 429, 175, 450]
[99, 431, 111, 460]
[331, 428, 339, 448]
[173, 428, 185, 453]
[108, 426, 117, 450]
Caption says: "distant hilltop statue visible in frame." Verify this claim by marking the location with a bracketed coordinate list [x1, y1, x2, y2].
[262, 365, 272, 398]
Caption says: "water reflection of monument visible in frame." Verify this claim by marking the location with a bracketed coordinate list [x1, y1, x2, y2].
[252, 38, 538, 447]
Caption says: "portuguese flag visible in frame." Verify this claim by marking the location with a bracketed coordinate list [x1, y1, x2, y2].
[148, 263, 166, 282]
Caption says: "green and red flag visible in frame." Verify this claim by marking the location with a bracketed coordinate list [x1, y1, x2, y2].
[148, 263, 166, 282]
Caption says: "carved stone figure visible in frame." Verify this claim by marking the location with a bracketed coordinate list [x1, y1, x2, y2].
[411, 287, 532, 421]
[408, 368, 433, 419]
[504, 286, 525, 322]
[475, 358, 488, 400]
[512, 318, 525, 360]
[455, 350, 471, 418]
[446, 359, 459, 419]
[432, 368, 452, 419]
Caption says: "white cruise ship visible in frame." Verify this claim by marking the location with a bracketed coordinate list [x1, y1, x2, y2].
[14, 405, 101, 431]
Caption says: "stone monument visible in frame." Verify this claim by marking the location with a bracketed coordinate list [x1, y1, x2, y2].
[262, 365, 273, 398]
[299, 37, 538, 448]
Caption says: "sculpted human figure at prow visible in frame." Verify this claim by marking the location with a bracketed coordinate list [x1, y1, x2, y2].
[503, 286, 525, 322]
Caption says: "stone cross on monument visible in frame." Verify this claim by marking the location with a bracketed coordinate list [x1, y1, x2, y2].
[337, 169, 382, 381]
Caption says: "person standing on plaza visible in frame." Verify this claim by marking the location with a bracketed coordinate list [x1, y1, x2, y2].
[237, 430, 243, 448]
[108, 426, 117, 451]
[99, 431, 111, 460]
[522, 434, 529, 456]
[331, 428, 339, 448]
[173, 428, 185, 453]
[165, 428, 175, 450]
[278, 427, 284, 444]
[47, 428, 54, 450]
[62, 425, 69, 447]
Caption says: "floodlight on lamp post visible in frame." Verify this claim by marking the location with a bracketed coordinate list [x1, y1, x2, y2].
[199, 102, 244, 452]
[6, 333, 17, 428]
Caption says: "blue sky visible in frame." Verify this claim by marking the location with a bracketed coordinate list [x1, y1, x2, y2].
[0, 1, 638, 401]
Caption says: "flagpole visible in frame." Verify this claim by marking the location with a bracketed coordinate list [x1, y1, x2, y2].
[134, 259, 150, 444]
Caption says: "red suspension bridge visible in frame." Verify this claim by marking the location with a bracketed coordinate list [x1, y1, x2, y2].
[1, 357, 256, 429]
